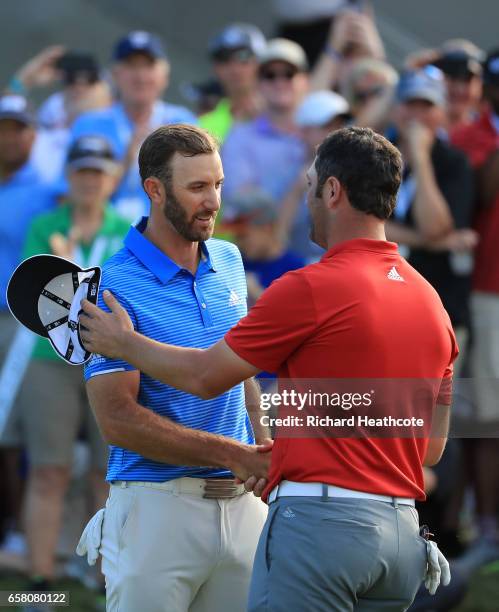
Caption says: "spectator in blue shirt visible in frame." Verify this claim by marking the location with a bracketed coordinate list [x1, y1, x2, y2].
[0, 95, 55, 314]
[221, 38, 308, 211]
[226, 189, 304, 306]
[71, 31, 197, 222]
[0, 94, 54, 548]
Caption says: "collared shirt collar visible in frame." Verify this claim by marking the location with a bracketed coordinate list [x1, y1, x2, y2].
[124, 217, 217, 284]
[321, 238, 399, 261]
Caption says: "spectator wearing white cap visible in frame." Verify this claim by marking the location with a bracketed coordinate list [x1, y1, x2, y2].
[221, 38, 308, 217]
[70, 31, 196, 222]
[200, 24, 266, 143]
[277, 90, 351, 262]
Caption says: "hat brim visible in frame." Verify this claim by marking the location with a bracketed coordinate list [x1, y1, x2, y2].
[67, 157, 119, 174]
[399, 88, 445, 106]
[7, 255, 82, 337]
[0, 111, 35, 126]
[7, 254, 101, 365]
[259, 56, 307, 72]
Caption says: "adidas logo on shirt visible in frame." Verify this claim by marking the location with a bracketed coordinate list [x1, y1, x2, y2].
[387, 266, 404, 282]
[228, 289, 244, 307]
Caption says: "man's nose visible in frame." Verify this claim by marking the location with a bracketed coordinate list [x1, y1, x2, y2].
[204, 188, 221, 211]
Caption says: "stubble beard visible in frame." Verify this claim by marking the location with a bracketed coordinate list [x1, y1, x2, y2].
[163, 184, 216, 243]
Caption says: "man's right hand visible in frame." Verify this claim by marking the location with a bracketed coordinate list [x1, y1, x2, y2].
[229, 441, 272, 493]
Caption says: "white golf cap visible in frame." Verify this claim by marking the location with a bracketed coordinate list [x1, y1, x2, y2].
[258, 38, 308, 71]
[295, 90, 351, 128]
[6, 255, 101, 365]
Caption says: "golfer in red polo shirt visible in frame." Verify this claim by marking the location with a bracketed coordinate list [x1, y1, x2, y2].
[80, 127, 456, 611]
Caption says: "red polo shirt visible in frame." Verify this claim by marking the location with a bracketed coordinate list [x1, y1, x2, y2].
[226, 239, 457, 501]
[451, 111, 499, 294]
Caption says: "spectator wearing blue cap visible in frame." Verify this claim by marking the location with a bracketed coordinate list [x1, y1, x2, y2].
[0, 94, 55, 557]
[200, 24, 266, 143]
[70, 31, 197, 222]
[387, 67, 475, 344]
[406, 39, 484, 131]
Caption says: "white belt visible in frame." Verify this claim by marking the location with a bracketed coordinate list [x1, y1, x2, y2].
[268, 480, 415, 506]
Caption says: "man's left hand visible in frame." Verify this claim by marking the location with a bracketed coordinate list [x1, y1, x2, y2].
[79, 290, 133, 359]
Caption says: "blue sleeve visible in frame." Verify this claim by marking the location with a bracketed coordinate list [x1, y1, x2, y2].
[83, 281, 139, 380]
[220, 126, 256, 203]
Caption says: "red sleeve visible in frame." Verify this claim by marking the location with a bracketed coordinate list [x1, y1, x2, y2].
[437, 327, 459, 406]
[450, 118, 496, 168]
[225, 269, 317, 373]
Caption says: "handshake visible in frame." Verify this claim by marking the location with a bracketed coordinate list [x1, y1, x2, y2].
[230, 438, 273, 498]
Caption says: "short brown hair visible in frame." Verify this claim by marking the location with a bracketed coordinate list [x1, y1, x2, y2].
[138, 124, 218, 188]
[315, 127, 402, 220]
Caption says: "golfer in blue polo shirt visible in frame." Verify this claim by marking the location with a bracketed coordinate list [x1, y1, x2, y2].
[77, 124, 270, 612]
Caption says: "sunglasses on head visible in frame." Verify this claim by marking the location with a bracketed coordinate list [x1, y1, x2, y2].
[260, 67, 298, 82]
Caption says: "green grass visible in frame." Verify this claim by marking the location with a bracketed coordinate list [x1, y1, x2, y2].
[0, 565, 498, 611]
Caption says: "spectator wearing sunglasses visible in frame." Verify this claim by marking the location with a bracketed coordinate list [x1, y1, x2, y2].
[433, 40, 484, 130]
[340, 58, 398, 133]
[221, 38, 308, 218]
[200, 24, 266, 143]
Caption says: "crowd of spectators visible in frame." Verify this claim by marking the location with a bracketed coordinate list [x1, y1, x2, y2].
[0, 2, 498, 609]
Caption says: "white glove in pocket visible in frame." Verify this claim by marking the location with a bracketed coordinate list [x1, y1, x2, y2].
[424, 539, 451, 595]
[76, 508, 105, 566]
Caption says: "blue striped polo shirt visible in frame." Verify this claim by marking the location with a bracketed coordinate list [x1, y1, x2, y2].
[84, 217, 254, 482]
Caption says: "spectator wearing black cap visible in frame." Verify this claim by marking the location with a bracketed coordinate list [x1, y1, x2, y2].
[7, 46, 111, 130]
[200, 24, 266, 143]
[6, 46, 112, 184]
[451, 48, 499, 563]
[70, 31, 196, 222]
[432, 40, 484, 130]
[0, 94, 56, 556]
[221, 38, 308, 214]
[16, 135, 129, 595]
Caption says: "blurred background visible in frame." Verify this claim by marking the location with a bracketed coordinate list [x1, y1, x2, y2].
[1, 1, 499, 610]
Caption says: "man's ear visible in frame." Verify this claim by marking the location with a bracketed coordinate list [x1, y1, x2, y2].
[143, 177, 165, 206]
[325, 176, 341, 211]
